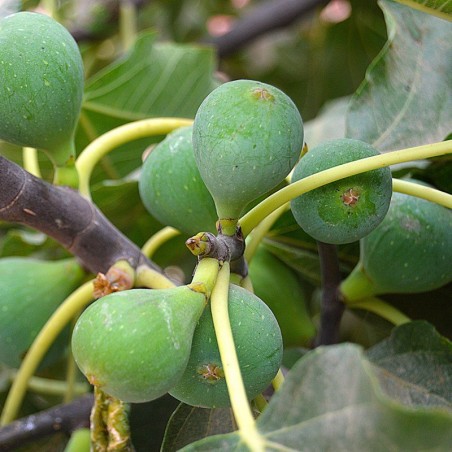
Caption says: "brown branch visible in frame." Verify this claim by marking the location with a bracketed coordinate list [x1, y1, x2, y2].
[0, 156, 161, 275]
[314, 241, 345, 346]
[205, 0, 329, 58]
[0, 394, 93, 452]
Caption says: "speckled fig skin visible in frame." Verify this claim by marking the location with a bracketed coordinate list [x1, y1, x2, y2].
[0, 12, 84, 166]
[345, 191, 452, 298]
[193, 79, 304, 219]
[0, 258, 85, 369]
[290, 138, 392, 245]
[139, 126, 218, 235]
[71, 287, 206, 403]
[169, 284, 283, 408]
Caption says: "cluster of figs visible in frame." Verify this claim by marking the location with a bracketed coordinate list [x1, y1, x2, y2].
[0, 12, 451, 410]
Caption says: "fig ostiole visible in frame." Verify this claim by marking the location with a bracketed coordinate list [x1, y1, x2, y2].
[290, 138, 393, 245]
[169, 284, 283, 408]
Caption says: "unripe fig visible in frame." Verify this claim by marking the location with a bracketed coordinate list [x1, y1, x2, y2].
[341, 191, 452, 301]
[290, 138, 392, 244]
[0, 12, 84, 166]
[193, 79, 304, 220]
[169, 284, 283, 408]
[138, 126, 217, 235]
[248, 246, 316, 347]
[0, 257, 85, 369]
[71, 286, 207, 403]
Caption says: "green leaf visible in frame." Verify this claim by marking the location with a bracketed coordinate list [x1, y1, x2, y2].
[82, 31, 217, 123]
[304, 96, 349, 148]
[367, 320, 452, 408]
[395, 0, 452, 20]
[346, 0, 452, 151]
[76, 31, 218, 183]
[182, 344, 452, 451]
[162, 403, 235, 451]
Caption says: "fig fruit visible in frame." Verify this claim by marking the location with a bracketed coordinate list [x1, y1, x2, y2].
[0, 12, 84, 166]
[341, 191, 452, 301]
[138, 126, 217, 235]
[290, 138, 392, 244]
[248, 246, 316, 347]
[193, 79, 304, 220]
[71, 286, 207, 403]
[169, 284, 283, 408]
[0, 257, 85, 368]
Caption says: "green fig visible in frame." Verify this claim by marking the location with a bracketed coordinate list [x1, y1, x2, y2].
[71, 286, 207, 403]
[0, 257, 85, 369]
[0, 12, 84, 166]
[248, 246, 316, 347]
[193, 79, 304, 220]
[341, 191, 452, 301]
[290, 138, 392, 244]
[169, 284, 283, 408]
[138, 126, 218, 235]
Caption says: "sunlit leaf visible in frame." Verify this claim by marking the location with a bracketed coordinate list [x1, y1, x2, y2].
[346, 0, 452, 151]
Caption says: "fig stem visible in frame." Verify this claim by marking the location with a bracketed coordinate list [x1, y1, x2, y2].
[347, 297, 411, 326]
[0, 281, 94, 426]
[22, 147, 41, 178]
[76, 117, 193, 198]
[240, 139, 452, 237]
[271, 369, 285, 392]
[392, 179, 452, 208]
[119, 0, 138, 52]
[340, 262, 377, 302]
[190, 257, 221, 298]
[141, 226, 181, 259]
[244, 203, 289, 263]
[210, 262, 265, 452]
[6, 372, 89, 397]
[135, 265, 176, 289]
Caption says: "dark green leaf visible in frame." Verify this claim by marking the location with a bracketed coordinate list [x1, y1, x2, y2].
[162, 403, 235, 451]
[346, 0, 452, 151]
[182, 344, 452, 451]
[367, 320, 452, 408]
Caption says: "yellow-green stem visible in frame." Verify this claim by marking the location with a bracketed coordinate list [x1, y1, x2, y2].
[253, 394, 268, 413]
[240, 140, 452, 237]
[22, 147, 41, 178]
[271, 369, 285, 392]
[76, 118, 193, 198]
[190, 258, 220, 298]
[347, 297, 411, 326]
[135, 265, 176, 289]
[244, 203, 289, 263]
[0, 281, 94, 426]
[141, 226, 181, 258]
[392, 178, 452, 208]
[210, 262, 265, 452]
[64, 428, 91, 452]
[7, 373, 89, 397]
[119, 0, 138, 52]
